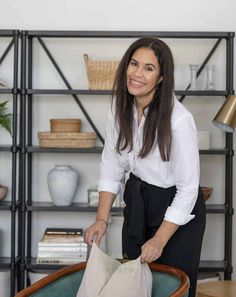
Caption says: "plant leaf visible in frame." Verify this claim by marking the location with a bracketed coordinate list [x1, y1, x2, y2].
[0, 100, 12, 134]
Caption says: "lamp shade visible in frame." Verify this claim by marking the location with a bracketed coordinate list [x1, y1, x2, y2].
[212, 95, 236, 133]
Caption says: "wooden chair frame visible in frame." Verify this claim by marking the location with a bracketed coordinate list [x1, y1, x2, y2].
[15, 262, 189, 297]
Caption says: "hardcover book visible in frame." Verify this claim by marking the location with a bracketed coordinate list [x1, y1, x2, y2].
[37, 252, 87, 258]
[38, 241, 87, 247]
[38, 244, 87, 250]
[36, 256, 86, 264]
[45, 228, 83, 235]
[41, 234, 84, 243]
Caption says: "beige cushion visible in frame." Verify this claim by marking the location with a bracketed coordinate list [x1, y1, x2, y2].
[76, 242, 152, 297]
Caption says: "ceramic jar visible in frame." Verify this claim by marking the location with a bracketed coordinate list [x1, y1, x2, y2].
[0, 185, 8, 201]
[47, 165, 79, 206]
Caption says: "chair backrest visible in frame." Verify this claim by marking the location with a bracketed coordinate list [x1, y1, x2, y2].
[149, 263, 189, 297]
[15, 262, 189, 297]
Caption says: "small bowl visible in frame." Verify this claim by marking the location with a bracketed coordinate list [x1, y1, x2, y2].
[202, 187, 213, 201]
[0, 185, 8, 201]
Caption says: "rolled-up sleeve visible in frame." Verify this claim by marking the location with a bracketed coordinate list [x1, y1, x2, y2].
[98, 108, 126, 195]
[164, 114, 200, 225]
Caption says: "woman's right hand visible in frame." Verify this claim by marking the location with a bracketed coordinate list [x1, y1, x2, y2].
[85, 220, 108, 246]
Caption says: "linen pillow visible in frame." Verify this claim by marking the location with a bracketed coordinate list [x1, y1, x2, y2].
[76, 242, 152, 297]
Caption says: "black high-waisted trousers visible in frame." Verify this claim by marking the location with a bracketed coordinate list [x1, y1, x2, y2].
[122, 173, 206, 297]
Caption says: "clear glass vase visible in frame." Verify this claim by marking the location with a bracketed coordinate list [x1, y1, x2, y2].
[189, 64, 199, 90]
[205, 65, 215, 90]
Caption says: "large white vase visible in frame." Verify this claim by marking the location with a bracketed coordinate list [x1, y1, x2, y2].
[47, 165, 79, 206]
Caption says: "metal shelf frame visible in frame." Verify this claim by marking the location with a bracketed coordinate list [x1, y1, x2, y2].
[18, 30, 234, 291]
[26, 89, 229, 96]
[24, 202, 226, 214]
[24, 146, 229, 154]
[25, 258, 227, 272]
[0, 29, 19, 297]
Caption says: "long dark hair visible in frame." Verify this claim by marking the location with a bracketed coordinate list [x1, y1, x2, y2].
[112, 37, 174, 161]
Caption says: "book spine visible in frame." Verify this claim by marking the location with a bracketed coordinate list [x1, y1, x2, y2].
[38, 242, 87, 247]
[37, 252, 87, 258]
[36, 257, 86, 264]
[38, 246, 87, 252]
[42, 235, 85, 243]
[45, 228, 83, 235]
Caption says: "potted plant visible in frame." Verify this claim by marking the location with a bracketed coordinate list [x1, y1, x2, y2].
[0, 100, 11, 201]
[0, 100, 11, 135]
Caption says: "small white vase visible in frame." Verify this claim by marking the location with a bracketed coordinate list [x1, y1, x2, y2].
[47, 165, 79, 206]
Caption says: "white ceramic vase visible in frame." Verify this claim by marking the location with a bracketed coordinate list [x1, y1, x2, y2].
[47, 165, 79, 206]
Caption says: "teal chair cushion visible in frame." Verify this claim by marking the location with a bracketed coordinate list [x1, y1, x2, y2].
[30, 270, 188, 297]
[30, 271, 84, 297]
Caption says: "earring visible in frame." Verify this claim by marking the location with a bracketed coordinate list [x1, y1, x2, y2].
[156, 77, 163, 89]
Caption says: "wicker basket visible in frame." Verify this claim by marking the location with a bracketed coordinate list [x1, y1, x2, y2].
[38, 132, 96, 148]
[84, 54, 119, 90]
[202, 187, 213, 201]
[50, 119, 81, 133]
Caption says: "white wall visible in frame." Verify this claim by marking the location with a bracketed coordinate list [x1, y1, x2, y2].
[0, 0, 235, 279]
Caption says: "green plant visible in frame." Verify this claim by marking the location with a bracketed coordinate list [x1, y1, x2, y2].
[0, 100, 11, 135]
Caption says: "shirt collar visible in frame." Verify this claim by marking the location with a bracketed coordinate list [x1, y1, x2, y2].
[133, 101, 149, 123]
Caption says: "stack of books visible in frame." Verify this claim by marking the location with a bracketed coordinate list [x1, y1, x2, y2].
[36, 228, 88, 264]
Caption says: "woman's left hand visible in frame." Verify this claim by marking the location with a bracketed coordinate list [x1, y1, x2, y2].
[140, 237, 164, 263]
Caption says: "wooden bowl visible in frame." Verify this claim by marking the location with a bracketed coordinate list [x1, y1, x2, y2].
[0, 185, 8, 201]
[50, 119, 81, 133]
[202, 187, 213, 201]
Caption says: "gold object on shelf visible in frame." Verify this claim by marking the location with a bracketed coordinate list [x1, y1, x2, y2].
[213, 95, 236, 133]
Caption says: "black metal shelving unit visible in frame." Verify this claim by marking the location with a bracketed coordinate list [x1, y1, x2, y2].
[0, 29, 19, 297]
[18, 30, 234, 292]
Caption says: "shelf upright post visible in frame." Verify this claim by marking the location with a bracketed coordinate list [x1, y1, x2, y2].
[224, 33, 234, 280]
[18, 30, 28, 290]
[10, 30, 19, 297]
[26, 34, 33, 286]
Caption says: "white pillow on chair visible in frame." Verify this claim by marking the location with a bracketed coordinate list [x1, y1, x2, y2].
[76, 242, 152, 297]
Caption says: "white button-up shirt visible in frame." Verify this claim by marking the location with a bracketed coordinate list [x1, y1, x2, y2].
[98, 96, 200, 225]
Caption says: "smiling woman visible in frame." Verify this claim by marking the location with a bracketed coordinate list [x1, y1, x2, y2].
[126, 48, 162, 109]
[85, 37, 206, 297]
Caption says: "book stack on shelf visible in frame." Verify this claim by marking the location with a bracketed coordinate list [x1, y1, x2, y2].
[37, 228, 88, 264]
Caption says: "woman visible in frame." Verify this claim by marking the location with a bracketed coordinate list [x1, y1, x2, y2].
[85, 37, 206, 297]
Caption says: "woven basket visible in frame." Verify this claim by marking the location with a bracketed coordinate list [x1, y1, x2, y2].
[84, 54, 119, 90]
[50, 119, 81, 133]
[38, 132, 96, 148]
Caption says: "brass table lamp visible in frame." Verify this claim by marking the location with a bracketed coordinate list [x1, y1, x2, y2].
[212, 95, 236, 132]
